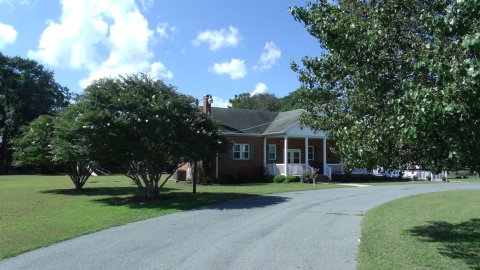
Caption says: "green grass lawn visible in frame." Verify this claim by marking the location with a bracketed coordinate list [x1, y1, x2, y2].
[0, 174, 343, 259]
[358, 190, 480, 270]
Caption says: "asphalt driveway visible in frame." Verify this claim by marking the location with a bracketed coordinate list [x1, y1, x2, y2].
[1, 182, 480, 270]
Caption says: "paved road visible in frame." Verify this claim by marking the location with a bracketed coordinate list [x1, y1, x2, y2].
[2, 182, 480, 270]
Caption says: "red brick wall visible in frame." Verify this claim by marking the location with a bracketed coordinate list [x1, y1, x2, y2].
[217, 136, 264, 183]
[212, 136, 341, 183]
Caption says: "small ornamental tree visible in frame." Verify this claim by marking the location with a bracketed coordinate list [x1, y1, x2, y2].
[75, 74, 227, 199]
[12, 115, 56, 173]
[180, 112, 229, 194]
[52, 105, 95, 191]
[12, 110, 94, 190]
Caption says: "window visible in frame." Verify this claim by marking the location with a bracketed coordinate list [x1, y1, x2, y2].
[268, 144, 276, 160]
[233, 144, 250, 160]
[308, 146, 314, 160]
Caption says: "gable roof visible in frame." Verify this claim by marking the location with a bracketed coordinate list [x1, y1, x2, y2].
[206, 107, 303, 136]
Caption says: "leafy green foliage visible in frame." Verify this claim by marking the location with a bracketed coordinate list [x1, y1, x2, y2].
[0, 53, 72, 173]
[291, 0, 480, 172]
[12, 115, 55, 172]
[229, 92, 283, 112]
[72, 74, 227, 199]
[285, 175, 300, 183]
[273, 175, 286, 183]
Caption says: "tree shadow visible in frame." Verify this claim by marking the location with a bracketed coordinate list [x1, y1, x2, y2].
[93, 192, 290, 211]
[408, 218, 480, 269]
[41, 187, 177, 197]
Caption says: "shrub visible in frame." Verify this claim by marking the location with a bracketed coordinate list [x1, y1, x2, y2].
[285, 175, 300, 183]
[441, 176, 447, 182]
[263, 175, 275, 183]
[301, 170, 314, 183]
[273, 175, 286, 183]
[426, 175, 432, 181]
[412, 175, 418, 181]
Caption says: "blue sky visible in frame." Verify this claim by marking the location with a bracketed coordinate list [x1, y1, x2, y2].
[0, 0, 320, 107]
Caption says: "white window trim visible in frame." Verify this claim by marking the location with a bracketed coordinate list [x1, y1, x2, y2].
[268, 144, 276, 160]
[308, 146, 314, 160]
[233, 144, 250, 160]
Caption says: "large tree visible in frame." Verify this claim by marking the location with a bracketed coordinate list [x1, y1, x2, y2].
[0, 53, 72, 173]
[74, 74, 226, 199]
[290, 0, 480, 172]
[229, 93, 283, 112]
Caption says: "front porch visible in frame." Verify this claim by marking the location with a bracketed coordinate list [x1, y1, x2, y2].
[262, 133, 341, 180]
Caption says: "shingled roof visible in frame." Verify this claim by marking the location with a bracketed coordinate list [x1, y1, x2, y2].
[207, 107, 304, 135]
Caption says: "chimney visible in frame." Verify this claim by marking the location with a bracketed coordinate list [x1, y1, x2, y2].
[203, 94, 213, 115]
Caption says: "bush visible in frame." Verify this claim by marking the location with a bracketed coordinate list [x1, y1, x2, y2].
[412, 175, 418, 181]
[285, 175, 300, 183]
[273, 175, 286, 183]
[301, 170, 314, 183]
[426, 175, 432, 181]
[441, 176, 447, 182]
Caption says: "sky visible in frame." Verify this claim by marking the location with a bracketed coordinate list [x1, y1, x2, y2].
[0, 0, 321, 107]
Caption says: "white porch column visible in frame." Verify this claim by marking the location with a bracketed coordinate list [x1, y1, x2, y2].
[304, 137, 309, 168]
[284, 136, 288, 176]
[323, 137, 327, 176]
[263, 137, 267, 168]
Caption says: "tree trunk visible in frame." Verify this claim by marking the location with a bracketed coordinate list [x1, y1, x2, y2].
[0, 130, 9, 174]
[192, 161, 197, 194]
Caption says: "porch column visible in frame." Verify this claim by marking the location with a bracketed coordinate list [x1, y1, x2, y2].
[284, 136, 288, 176]
[304, 137, 308, 167]
[263, 137, 267, 168]
[323, 137, 327, 176]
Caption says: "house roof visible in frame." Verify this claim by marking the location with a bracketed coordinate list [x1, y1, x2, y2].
[206, 107, 304, 136]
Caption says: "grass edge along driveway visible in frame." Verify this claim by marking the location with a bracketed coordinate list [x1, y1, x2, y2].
[358, 189, 480, 270]
[0, 174, 344, 259]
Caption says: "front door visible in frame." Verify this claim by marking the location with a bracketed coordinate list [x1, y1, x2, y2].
[287, 149, 301, 164]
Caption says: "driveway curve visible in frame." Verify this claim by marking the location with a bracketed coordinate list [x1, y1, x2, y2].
[1, 182, 480, 270]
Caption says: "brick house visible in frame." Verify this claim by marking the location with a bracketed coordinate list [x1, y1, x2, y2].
[185, 95, 342, 183]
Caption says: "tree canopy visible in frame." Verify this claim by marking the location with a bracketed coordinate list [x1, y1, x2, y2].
[0, 53, 72, 173]
[228, 89, 306, 112]
[73, 74, 227, 199]
[291, 0, 480, 172]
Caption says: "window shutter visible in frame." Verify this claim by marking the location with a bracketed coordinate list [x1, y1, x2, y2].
[315, 146, 319, 160]
[228, 146, 234, 160]
[249, 143, 254, 160]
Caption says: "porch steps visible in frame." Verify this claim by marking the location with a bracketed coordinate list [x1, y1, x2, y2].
[315, 174, 330, 182]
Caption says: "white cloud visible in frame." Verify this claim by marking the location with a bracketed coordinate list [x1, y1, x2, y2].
[211, 58, 246, 79]
[250, 82, 268, 96]
[0, 22, 17, 49]
[139, 0, 153, 11]
[254, 41, 281, 71]
[193, 26, 240, 51]
[0, 0, 36, 7]
[28, 0, 173, 89]
[156, 22, 175, 41]
[211, 96, 230, 108]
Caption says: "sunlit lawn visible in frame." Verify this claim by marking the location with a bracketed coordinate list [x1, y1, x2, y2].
[359, 190, 480, 270]
[0, 174, 343, 259]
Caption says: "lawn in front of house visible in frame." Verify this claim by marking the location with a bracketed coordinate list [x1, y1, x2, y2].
[358, 190, 480, 270]
[0, 174, 343, 259]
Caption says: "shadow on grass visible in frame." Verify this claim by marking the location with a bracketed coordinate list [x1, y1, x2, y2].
[93, 192, 289, 211]
[42, 187, 177, 197]
[408, 218, 480, 269]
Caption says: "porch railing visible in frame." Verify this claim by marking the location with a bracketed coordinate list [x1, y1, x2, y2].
[266, 164, 315, 176]
[324, 165, 332, 180]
